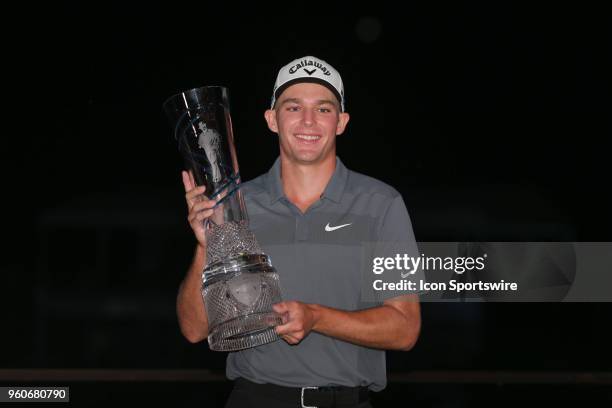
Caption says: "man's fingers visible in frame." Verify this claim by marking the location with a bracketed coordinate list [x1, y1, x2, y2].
[274, 304, 305, 344]
[195, 209, 214, 221]
[181, 171, 193, 192]
[274, 322, 292, 336]
[273, 303, 295, 325]
[280, 312, 290, 325]
[277, 329, 301, 344]
[191, 199, 216, 213]
[182, 170, 211, 210]
[185, 185, 207, 200]
[275, 319, 301, 336]
[281, 334, 300, 345]
[185, 185, 207, 208]
[188, 209, 214, 224]
[273, 302, 289, 315]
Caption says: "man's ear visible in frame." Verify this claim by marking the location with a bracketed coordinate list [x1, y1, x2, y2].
[336, 112, 350, 135]
[264, 109, 279, 133]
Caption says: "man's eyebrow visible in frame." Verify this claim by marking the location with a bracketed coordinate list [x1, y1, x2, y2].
[279, 98, 301, 105]
[316, 99, 337, 106]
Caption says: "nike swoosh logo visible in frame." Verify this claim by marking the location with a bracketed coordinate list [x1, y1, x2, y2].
[325, 222, 352, 232]
[303, 68, 317, 75]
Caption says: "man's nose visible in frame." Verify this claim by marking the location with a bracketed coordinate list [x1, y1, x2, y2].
[301, 108, 314, 126]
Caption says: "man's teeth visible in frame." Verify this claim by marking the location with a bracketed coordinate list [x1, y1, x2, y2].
[295, 134, 321, 140]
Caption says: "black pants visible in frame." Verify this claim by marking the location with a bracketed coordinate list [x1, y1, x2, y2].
[224, 378, 374, 408]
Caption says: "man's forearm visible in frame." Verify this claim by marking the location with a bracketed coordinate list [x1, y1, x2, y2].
[307, 303, 420, 351]
[176, 244, 209, 343]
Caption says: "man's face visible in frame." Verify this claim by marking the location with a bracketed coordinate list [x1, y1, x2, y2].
[265, 82, 350, 165]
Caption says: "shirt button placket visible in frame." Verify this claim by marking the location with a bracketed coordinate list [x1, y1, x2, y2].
[296, 214, 309, 242]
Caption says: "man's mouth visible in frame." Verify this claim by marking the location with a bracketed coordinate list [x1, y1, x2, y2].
[294, 134, 322, 144]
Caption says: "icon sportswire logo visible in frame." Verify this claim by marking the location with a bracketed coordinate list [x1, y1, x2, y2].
[325, 222, 352, 232]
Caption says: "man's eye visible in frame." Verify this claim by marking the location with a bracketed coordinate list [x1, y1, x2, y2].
[287, 106, 300, 112]
[319, 108, 331, 113]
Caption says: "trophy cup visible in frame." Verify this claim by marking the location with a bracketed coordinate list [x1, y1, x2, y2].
[163, 86, 282, 351]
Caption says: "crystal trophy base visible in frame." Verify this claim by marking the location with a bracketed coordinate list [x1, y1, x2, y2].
[203, 253, 283, 351]
[207, 312, 282, 351]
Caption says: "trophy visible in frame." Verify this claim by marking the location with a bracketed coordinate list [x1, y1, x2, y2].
[163, 86, 282, 351]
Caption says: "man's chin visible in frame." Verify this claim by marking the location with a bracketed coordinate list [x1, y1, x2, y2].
[293, 151, 332, 165]
[281, 147, 335, 166]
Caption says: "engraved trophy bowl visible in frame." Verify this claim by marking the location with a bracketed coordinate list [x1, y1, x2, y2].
[163, 86, 282, 351]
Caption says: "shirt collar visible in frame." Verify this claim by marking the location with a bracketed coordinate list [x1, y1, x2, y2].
[265, 156, 349, 205]
[266, 157, 285, 204]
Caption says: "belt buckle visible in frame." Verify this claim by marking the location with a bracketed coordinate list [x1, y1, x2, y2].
[301, 386, 318, 408]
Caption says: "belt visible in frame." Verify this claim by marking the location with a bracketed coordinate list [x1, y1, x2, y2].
[235, 377, 370, 408]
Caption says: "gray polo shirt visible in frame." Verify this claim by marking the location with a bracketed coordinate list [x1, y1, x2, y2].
[226, 156, 419, 391]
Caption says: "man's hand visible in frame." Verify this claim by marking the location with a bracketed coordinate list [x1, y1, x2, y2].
[177, 170, 216, 343]
[181, 170, 216, 248]
[272, 296, 420, 350]
[273, 301, 318, 345]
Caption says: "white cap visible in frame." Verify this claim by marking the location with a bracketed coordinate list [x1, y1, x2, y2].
[270, 56, 345, 112]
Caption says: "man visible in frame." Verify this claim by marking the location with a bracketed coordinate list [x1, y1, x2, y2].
[177, 56, 421, 408]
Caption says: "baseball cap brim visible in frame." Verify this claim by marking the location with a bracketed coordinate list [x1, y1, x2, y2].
[272, 78, 344, 111]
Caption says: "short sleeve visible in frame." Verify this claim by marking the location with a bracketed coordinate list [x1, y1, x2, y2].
[361, 194, 424, 303]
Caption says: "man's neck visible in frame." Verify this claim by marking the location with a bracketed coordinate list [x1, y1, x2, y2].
[280, 155, 336, 213]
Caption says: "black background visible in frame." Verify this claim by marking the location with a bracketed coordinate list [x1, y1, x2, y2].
[2, 2, 611, 406]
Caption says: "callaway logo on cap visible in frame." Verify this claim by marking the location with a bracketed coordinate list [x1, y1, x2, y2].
[270, 56, 345, 112]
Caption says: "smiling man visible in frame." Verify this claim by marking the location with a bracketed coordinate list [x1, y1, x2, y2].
[177, 56, 421, 408]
